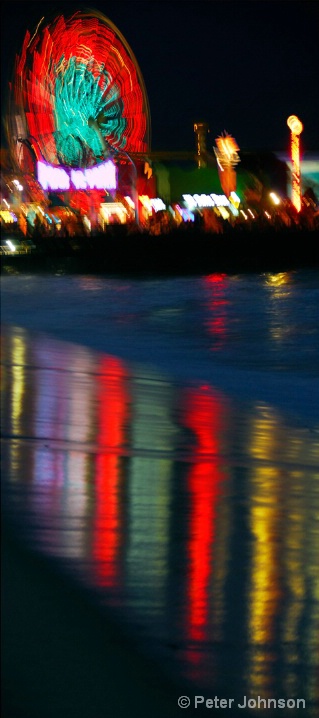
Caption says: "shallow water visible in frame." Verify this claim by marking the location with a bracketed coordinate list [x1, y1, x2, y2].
[1, 269, 319, 716]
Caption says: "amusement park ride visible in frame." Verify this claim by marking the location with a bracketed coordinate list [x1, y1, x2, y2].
[6, 8, 154, 222]
[3, 7, 306, 229]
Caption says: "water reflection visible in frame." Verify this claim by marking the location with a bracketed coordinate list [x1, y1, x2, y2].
[204, 274, 229, 350]
[245, 404, 319, 706]
[180, 386, 230, 688]
[1, 325, 318, 714]
[92, 356, 129, 588]
[247, 408, 285, 697]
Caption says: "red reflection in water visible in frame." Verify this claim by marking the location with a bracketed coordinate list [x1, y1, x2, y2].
[204, 274, 228, 350]
[183, 385, 226, 659]
[92, 356, 129, 587]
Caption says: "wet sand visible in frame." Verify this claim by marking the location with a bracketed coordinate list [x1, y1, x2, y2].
[2, 519, 187, 718]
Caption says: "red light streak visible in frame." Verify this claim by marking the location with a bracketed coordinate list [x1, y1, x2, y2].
[92, 356, 129, 587]
[183, 386, 226, 651]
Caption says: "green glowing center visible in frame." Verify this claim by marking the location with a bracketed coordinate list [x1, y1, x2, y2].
[54, 57, 127, 166]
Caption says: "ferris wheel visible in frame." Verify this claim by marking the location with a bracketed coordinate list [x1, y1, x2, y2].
[7, 9, 151, 171]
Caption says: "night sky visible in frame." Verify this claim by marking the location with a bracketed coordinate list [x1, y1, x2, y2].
[1, 0, 319, 154]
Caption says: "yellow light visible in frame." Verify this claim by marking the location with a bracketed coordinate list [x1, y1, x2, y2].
[265, 272, 290, 286]
[139, 195, 152, 212]
[269, 192, 280, 205]
[287, 115, 303, 136]
[124, 195, 135, 209]
[1, 210, 14, 222]
[218, 206, 230, 219]
[230, 191, 240, 207]
[6, 240, 16, 251]
[13, 179, 23, 191]
[214, 132, 240, 173]
[287, 116, 303, 212]
[11, 335, 26, 436]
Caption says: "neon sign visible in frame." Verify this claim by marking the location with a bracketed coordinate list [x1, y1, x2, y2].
[175, 205, 195, 222]
[183, 193, 231, 209]
[37, 160, 117, 192]
[139, 196, 166, 213]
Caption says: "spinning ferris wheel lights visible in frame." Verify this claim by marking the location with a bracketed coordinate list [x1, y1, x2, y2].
[8, 9, 151, 170]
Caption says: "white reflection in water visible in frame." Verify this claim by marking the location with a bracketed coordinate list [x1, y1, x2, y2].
[33, 340, 97, 444]
[126, 376, 175, 618]
[33, 447, 90, 559]
[127, 457, 171, 618]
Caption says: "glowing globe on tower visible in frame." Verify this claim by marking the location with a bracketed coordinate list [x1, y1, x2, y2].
[287, 115, 303, 136]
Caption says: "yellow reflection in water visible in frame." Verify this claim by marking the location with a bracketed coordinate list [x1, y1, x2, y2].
[283, 467, 319, 709]
[283, 469, 305, 642]
[11, 335, 26, 435]
[248, 466, 283, 646]
[247, 404, 283, 695]
[247, 403, 319, 707]
[249, 404, 282, 462]
[265, 272, 291, 286]
[265, 272, 292, 344]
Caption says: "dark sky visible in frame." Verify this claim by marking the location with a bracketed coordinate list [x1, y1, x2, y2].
[1, 0, 319, 154]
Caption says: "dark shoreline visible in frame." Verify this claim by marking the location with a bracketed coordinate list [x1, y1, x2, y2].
[1, 227, 319, 276]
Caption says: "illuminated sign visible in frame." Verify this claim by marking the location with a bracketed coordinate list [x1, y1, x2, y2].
[183, 193, 231, 209]
[37, 160, 117, 192]
[139, 196, 166, 213]
[150, 198, 166, 212]
[100, 202, 128, 224]
[230, 191, 240, 206]
[175, 205, 195, 222]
